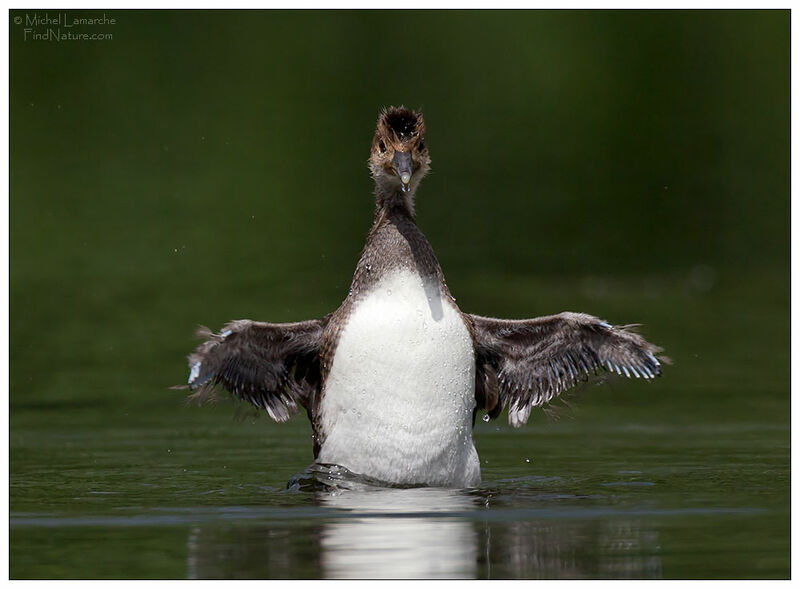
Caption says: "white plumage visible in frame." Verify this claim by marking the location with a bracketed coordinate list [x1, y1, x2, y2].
[317, 269, 480, 487]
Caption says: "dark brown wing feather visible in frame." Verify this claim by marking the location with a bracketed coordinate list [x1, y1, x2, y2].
[185, 318, 326, 422]
[469, 312, 664, 427]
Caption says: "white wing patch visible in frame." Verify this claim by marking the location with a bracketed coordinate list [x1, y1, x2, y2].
[188, 361, 201, 385]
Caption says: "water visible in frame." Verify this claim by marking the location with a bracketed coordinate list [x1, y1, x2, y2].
[9, 9, 788, 579]
[10, 343, 790, 578]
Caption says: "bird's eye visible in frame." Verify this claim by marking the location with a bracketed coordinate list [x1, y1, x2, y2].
[378, 140, 386, 153]
[417, 139, 426, 152]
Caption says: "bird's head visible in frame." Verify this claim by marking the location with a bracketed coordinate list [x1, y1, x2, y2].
[369, 106, 430, 197]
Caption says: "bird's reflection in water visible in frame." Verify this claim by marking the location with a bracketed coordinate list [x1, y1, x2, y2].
[184, 485, 663, 579]
[482, 518, 662, 579]
[318, 487, 479, 579]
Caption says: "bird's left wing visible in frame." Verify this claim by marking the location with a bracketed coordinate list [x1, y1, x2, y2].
[469, 312, 663, 427]
[183, 318, 326, 422]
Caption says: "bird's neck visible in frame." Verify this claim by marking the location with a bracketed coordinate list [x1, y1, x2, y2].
[374, 182, 416, 221]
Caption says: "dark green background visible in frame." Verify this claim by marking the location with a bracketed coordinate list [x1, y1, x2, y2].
[10, 10, 789, 579]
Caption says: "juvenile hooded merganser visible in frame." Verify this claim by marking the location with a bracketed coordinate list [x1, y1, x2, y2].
[183, 106, 663, 488]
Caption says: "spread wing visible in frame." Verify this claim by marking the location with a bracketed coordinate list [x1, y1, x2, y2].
[183, 318, 325, 422]
[469, 312, 663, 427]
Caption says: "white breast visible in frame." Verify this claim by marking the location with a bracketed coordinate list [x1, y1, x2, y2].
[317, 269, 480, 487]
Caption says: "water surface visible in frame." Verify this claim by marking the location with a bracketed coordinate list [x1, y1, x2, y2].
[10, 359, 790, 579]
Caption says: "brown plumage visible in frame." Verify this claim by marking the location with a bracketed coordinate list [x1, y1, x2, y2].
[368, 106, 431, 217]
[469, 313, 663, 427]
[182, 105, 664, 469]
[186, 319, 326, 423]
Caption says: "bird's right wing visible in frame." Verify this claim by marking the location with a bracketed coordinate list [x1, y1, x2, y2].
[183, 318, 326, 422]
